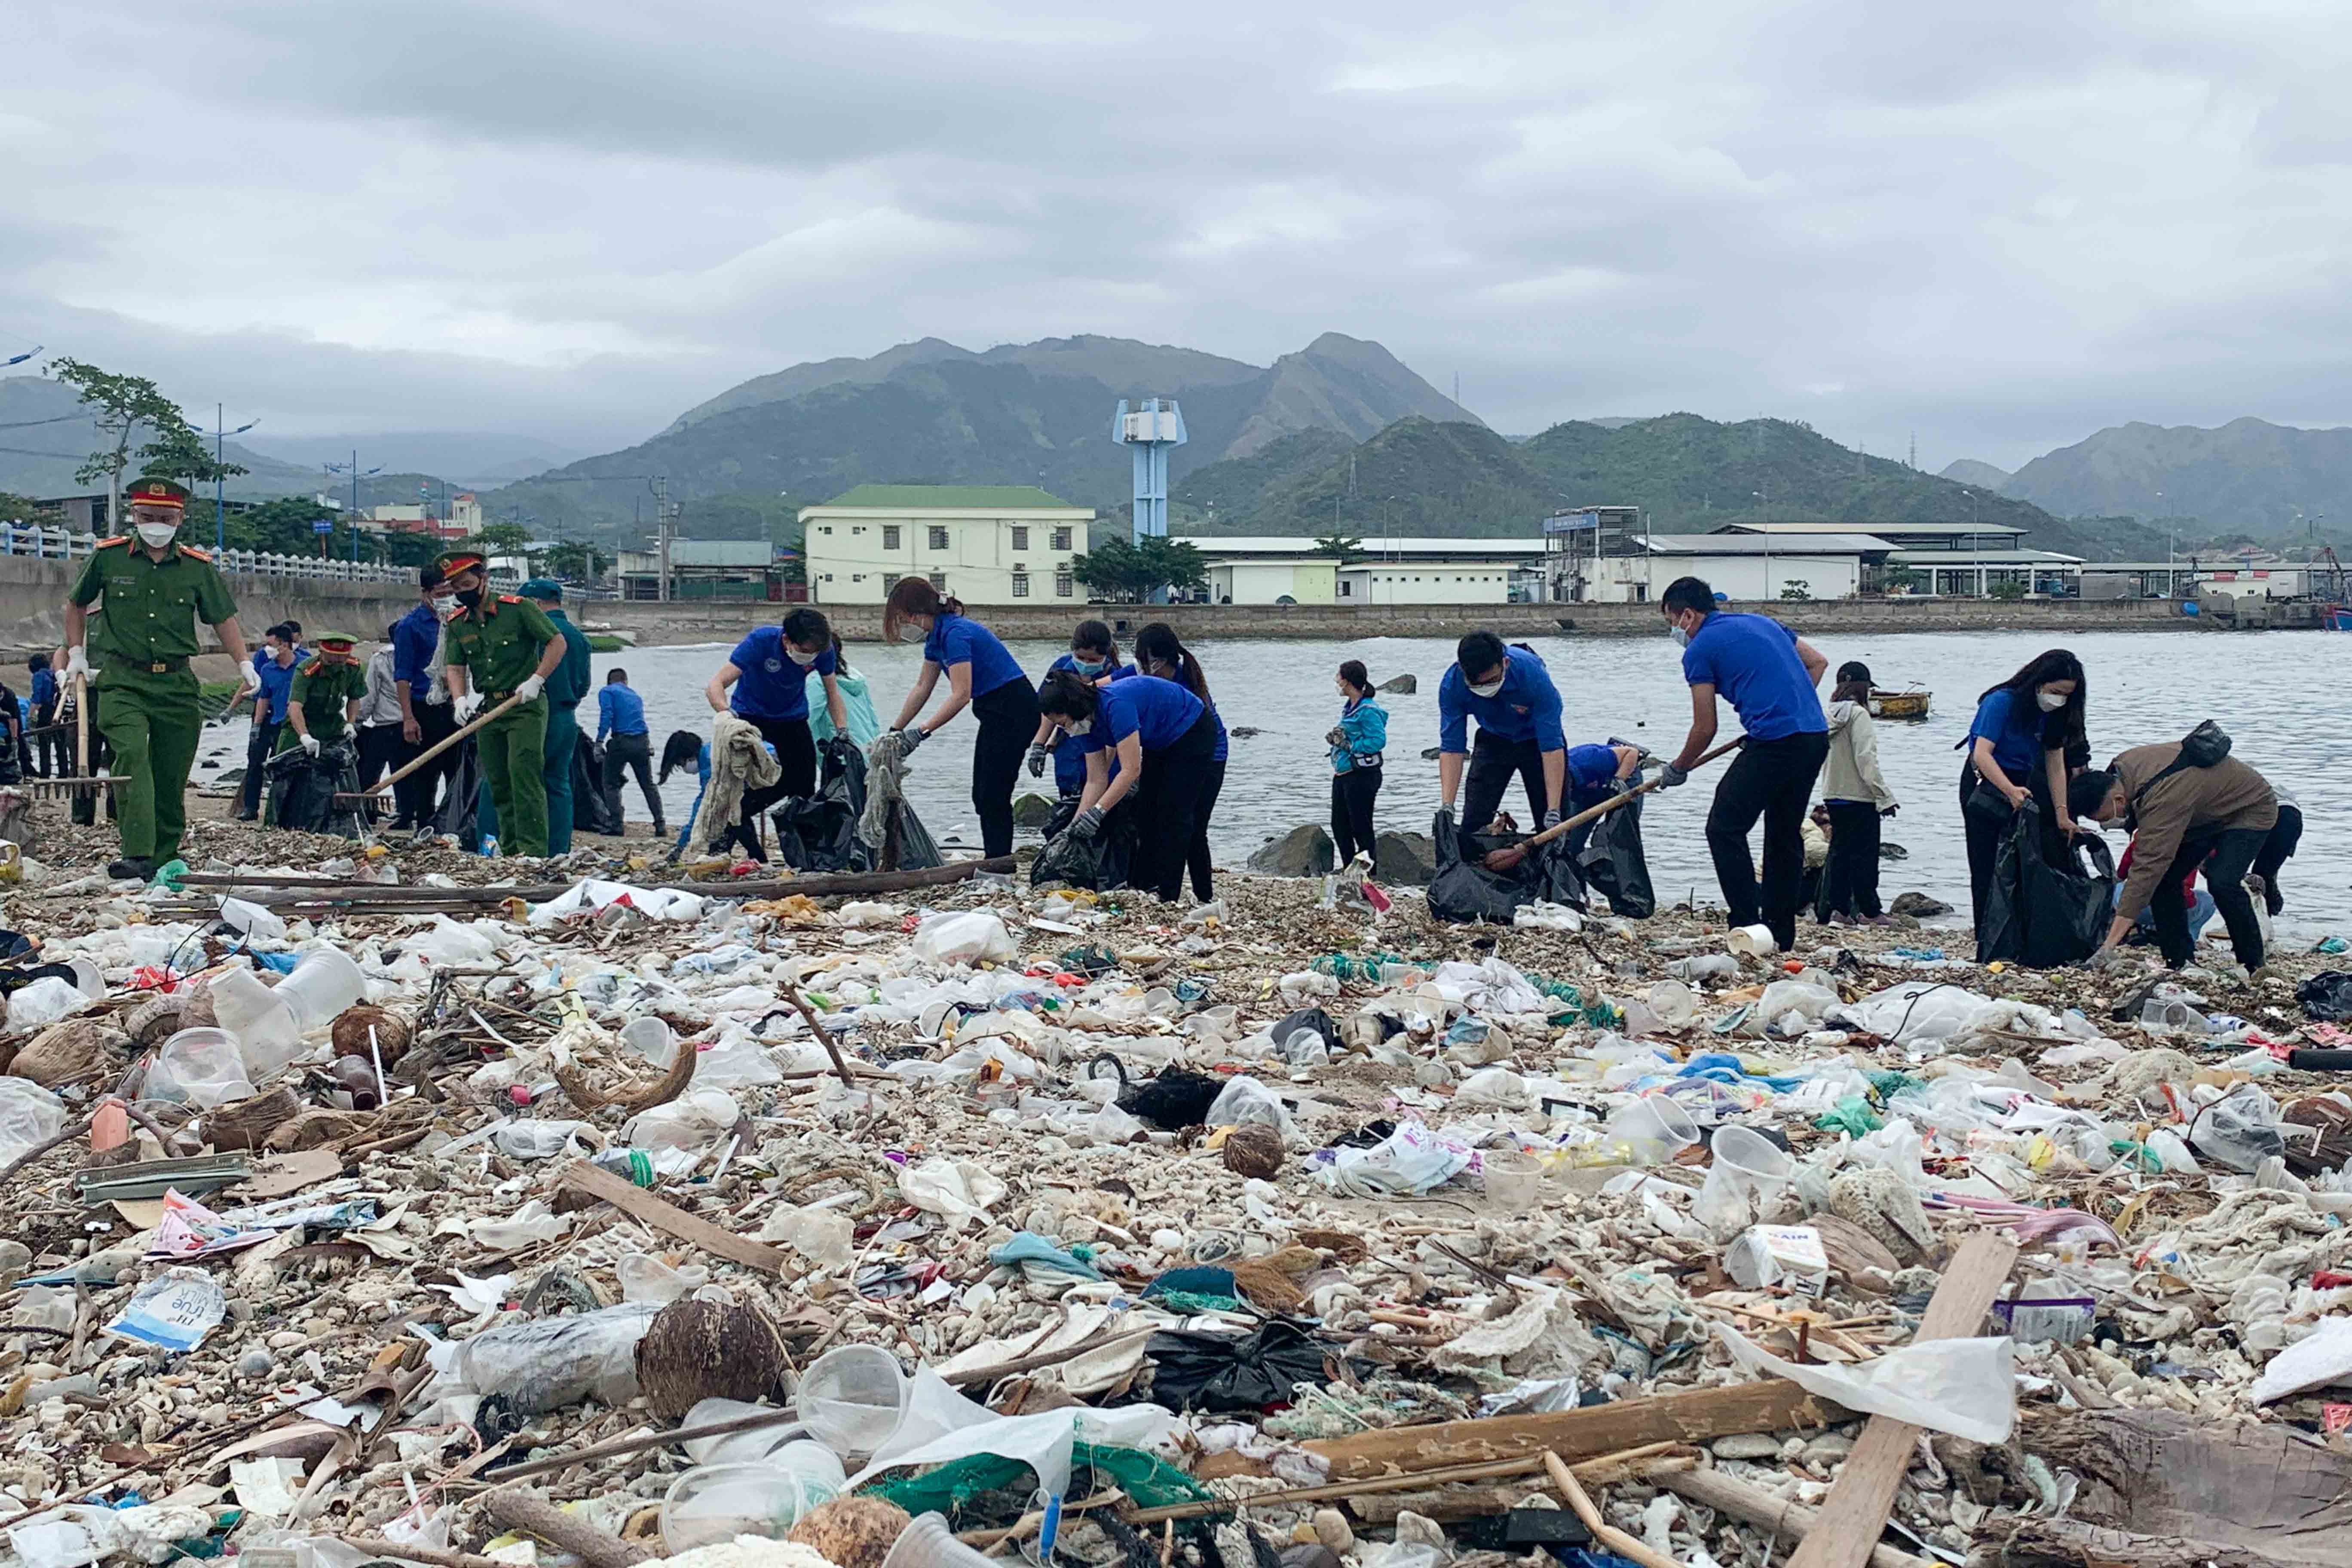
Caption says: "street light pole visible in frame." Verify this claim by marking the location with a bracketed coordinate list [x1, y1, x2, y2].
[214, 406, 256, 553]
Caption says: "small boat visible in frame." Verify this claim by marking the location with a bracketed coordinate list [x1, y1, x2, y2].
[1868, 689, 1931, 721]
[2326, 604, 2352, 632]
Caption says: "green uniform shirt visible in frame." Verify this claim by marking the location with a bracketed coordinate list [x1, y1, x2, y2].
[547, 610, 593, 707]
[69, 539, 237, 679]
[282, 658, 366, 747]
[444, 594, 558, 695]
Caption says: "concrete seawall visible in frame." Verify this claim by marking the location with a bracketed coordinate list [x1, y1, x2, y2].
[581, 594, 2209, 646]
[0, 556, 414, 658]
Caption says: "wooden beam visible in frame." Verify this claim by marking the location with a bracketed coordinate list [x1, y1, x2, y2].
[1657, 1469, 1936, 1568]
[556, 1161, 789, 1275]
[180, 855, 1014, 906]
[1785, 1234, 2018, 1568]
[1303, 1381, 1846, 1480]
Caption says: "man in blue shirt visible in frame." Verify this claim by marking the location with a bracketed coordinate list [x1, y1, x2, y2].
[26, 654, 57, 778]
[597, 668, 662, 836]
[1654, 576, 1830, 951]
[1437, 631, 1567, 835]
[389, 566, 453, 830]
[238, 623, 300, 821]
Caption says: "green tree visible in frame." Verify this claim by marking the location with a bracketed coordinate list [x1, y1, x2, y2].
[220, 496, 338, 555]
[1988, 578, 2028, 601]
[463, 522, 537, 568]
[0, 492, 55, 525]
[49, 358, 206, 531]
[1071, 536, 1209, 602]
[135, 422, 248, 491]
[1778, 582, 1813, 600]
[542, 539, 613, 582]
[1312, 531, 1365, 564]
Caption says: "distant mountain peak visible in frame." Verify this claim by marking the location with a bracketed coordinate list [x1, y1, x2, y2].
[1940, 458, 2012, 490]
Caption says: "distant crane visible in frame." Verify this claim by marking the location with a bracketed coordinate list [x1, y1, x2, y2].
[1112, 398, 1186, 544]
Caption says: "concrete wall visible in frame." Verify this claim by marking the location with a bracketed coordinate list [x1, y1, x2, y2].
[0, 555, 415, 657]
[580, 591, 2206, 646]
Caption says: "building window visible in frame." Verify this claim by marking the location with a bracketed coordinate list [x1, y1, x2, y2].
[883, 526, 900, 550]
[1055, 570, 1073, 598]
[882, 573, 901, 591]
[1011, 526, 1029, 551]
[929, 571, 946, 590]
[852, 526, 864, 535]
[1339, 581, 1353, 598]
[819, 526, 833, 535]
[1012, 572, 1030, 597]
[851, 573, 865, 582]
[1051, 527, 1072, 550]
[928, 527, 949, 551]
[821, 573, 834, 582]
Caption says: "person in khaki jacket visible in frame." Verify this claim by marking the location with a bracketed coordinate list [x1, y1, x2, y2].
[2070, 741, 2277, 973]
[1816, 661, 1899, 924]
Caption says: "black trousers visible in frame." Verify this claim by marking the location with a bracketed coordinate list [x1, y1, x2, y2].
[1186, 756, 1227, 903]
[1463, 730, 1550, 833]
[971, 679, 1041, 858]
[1331, 766, 1381, 865]
[394, 701, 459, 828]
[1706, 731, 1829, 950]
[2153, 825, 2269, 971]
[1130, 711, 1220, 902]
[1818, 799, 1884, 919]
[356, 724, 405, 794]
[31, 704, 57, 777]
[733, 715, 818, 859]
[241, 717, 281, 816]
[2253, 802, 2302, 916]
[602, 732, 662, 830]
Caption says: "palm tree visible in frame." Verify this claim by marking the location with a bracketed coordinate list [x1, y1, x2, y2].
[1312, 530, 1365, 564]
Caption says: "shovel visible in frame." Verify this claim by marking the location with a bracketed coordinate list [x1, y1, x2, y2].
[1480, 736, 1743, 874]
[23, 673, 119, 801]
[331, 692, 525, 809]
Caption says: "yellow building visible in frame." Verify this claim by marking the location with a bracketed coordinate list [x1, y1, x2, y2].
[801, 485, 1093, 605]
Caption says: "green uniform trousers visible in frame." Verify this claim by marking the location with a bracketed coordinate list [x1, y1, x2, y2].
[96, 671, 201, 864]
[542, 702, 580, 855]
[475, 694, 549, 857]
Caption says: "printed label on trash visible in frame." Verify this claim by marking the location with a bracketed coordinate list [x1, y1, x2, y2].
[105, 1268, 227, 1353]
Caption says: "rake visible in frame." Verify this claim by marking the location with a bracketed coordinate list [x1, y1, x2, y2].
[331, 692, 525, 810]
[1479, 735, 1743, 873]
[24, 673, 120, 801]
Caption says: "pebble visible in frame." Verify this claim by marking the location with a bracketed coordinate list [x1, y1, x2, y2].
[1712, 1433, 1784, 1460]
[1311, 1508, 1355, 1553]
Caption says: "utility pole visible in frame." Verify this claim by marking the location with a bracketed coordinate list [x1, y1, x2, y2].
[652, 475, 674, 603]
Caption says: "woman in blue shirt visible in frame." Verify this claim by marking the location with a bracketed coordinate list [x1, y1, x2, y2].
[703, 606, 846, 861]
[884, 579, 1039, 858]
[1134, 623, 1226, 902]
[659, 730, 711, 858]
[1026, 621, 1131, 799]
[1327, 659, 1388, 867]
[1040, 669, 1217, 903]
[1959, 648, 2088, 949]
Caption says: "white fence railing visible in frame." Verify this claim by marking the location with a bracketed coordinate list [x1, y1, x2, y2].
[0, 524, 416, 585]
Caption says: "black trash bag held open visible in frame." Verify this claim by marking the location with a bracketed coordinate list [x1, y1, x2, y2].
[1982, 804, 2115, 968]
[771, 737, 943, 873]
[1427, 810, 1588, 925]
[439, 737, 484, 851]
[1031, 796, 1135, 891]
[266, 739, 362, 837]
[570, 737, 622, 836]
[1577, 787, 1656, 919]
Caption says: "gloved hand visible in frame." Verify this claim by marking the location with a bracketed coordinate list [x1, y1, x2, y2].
[62, 646, 89, 683]
[1072, 805, 1105, 839]
[299, 733, 320, 757]
[1880, 803, 1899, 818]
[1657, 761, 1690, 788]
[2082, 944, 2123, 972]
[1026, 741, 1049, 777]
[1541, 809, 1561, 831]
[899, 727, 927, 755]
[516, 674, 545, 703]
[234, 660, 260, 701]
[453, 692, 484, 724]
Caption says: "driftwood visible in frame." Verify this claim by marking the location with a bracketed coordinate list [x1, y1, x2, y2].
[178, 856, 1014, 906]
[480, 1490, 652, 1568]
[1658, 1468, 1937, 1568]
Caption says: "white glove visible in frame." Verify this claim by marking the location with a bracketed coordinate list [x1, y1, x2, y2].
[233, 661, 259, 700]
[453, 692, 484, 724]
[62, 646, 89, 683]
[516, 674, 545, 702]
[299, 733, 320, 757]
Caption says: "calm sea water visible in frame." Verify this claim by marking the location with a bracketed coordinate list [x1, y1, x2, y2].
[592, 628, 2348, 939]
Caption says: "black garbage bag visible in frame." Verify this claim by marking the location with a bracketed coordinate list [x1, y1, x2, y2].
[769, 737, 943, 872]
[1031, 797, 1135, 890]
[1119, 1068, 1226, 1130]
[1271, 1008, 1339, 1054]
[1142, 1320, 1343, 1412]
[1982, 805, 2115, 968]
[266, 739, 361, 836]
[437, 737, 484, 851]
[2298, 972, 2352, 1023]
[1577, 790, 1656, 919]
[570, 737, 622, 836]
[1427, 811, 1588, 925]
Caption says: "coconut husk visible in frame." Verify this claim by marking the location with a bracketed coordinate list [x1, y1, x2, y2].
[264, 1107, 373, 1152]
[208, 1086, 302, 1152]
[330, 1004, 412, 1066]
[632, 1295, 789, 1420]
[11, 1019, 126, 1087]
[1295, 1228, 1369, 1265]
[1228, 1257, 1307, 1313]
[1222, 1123, 1285, 1179]
[787, 1498, 911, 1568]
[124, 992, 191, 1047]
[554, 1044, 694, 1115]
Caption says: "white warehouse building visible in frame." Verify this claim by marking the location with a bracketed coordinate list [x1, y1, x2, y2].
[801, 485, 1093, 605]
[1178, 536, 1544, 606]
[1575, 533, 1893, 603]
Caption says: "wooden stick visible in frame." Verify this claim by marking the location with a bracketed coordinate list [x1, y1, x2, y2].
[556, 1159, 790, 1274]
[341, 1537, 508, 1568]
[334, 692, 524, 802]
[778, 981, 859, 1091]
[1121, 1444, 1686, 1525]
[481, 1491, 652, 1568]
[1657, 1469, 1937, 1568]
[1543, 1450, 1684, 1568]
[1484, 737, 1743, 872]
[1786, 1233, 2018, 1568]
[28, 673, 119, 794]
[180, 856, 1015, 904]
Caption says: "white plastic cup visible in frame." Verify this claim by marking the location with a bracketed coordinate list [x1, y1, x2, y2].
[147, 1027, 254, 1108]
[1648, 979, 1697, 1026]
[881, 1512, 999, 1568]
[1483, 1149, 1543, 1211]
[273, 946, 368, 1031]
[1725, 924, 1778, 957]
[661, 1461, 837, 1553]
[1696, 1124, 1795, 1237]
[1609, 1093, 1700, 1164]
[620, 1017, 677, 1067]
[204, 964, 303, 1078]
[796, 1344, 907, 1458]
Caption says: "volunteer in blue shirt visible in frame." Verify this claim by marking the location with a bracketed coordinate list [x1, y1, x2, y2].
[1437, 631, 1567, 835]
[239, 623, 301, 821]
[1654, 576, 1830, 952]
[1328, 660, 1388, 867]
[705, 606, 846, 859]
[884, 579, 1040, 858]
[597, 668, 664, 837]
[1135, 622, 1225, 903]
[26, 654, 57, 778]
[389, 566, 453, 830]
[1562, 740, 1645, 857]
[1026, 621, 1133, 799]
[1958, 648, 2087, 950]
[1041, 670, 1217, 903]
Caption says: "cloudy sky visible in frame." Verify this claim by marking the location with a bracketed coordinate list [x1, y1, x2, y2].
[4, 0, 2348, 469]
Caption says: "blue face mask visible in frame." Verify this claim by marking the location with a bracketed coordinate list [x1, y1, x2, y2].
[1072, 656, 1106, 676]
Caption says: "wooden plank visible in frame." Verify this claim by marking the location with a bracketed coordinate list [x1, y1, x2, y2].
[1658, 1470, 1937, 1568]
[182, 855, 1014, 905]
[1302, 1381, 1846, 1480]
[1785, 1233, 2018, 1568]
[557, 1161, 789, 1275]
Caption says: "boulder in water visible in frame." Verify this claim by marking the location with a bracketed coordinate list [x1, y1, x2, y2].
[1012, 792, 1057, 828]
[1375, 830, 1436, 886]
[1889, 891, 1952, 918]
[1377, 673, 1417, 694]
[1247, 824, 1334, 877]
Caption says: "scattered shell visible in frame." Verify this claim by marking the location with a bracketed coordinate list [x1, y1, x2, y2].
[330, 1004, 411, 1065]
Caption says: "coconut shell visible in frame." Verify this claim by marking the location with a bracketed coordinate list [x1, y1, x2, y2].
[208, 1085, 303, 1152]
[632, 1296, 787, 1420]
[1222, 1123, 1285, 1180]
[788, 1498, 911, 1568]
[330, 1004, 411, 1065]
[11, 1019, 126, 1087]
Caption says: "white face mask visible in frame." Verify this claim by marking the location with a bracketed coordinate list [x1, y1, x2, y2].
[1669, 623, 1691, 648]
[135, 522, 178, 548]
[2037, 690, 2067, 712]
[1467, 675, 1505, 699]
[787, 647, 819, 667]
[432, 596, 457, 616]
[1065, 718, 1093, 737]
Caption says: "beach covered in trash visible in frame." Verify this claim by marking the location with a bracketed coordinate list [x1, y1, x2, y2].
[5, 824, 2352, 1568]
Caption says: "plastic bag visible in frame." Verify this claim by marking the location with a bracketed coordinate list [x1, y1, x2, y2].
[265, 739, 361, 837]
[570, 737, 622, 836]
[1142, 1320, 1338, 1412]
[1204, 1075, 1294, 1139]
[6, 976, 85, 1031]
[625, 1087, 744, 1152]
[1577, 789, 1657, 919]
[1715, 1323, 2015, 1442]
[1427, 811, 1587, 925]
[2190, 1083, 2286, 1173]
[1980, 806, 2114, 968]
[447, 1302, 660, 1414]
[1323, 1119, 1473, 1195]
[0, 1078, 68, 1167]
[2298, 972, 2352, 1023]
[899, 1157, 1008, 1228]
[1030, 797, 1134, 891]
[911, 912, 1016, 967]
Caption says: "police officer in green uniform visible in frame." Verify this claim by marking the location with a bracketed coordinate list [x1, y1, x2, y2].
[527, 579, 592, 853]
[62, 476, 254, 880]
[437, 550, 564, 858]
[276, 631, 365, 756]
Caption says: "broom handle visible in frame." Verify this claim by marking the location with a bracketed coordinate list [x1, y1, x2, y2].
[360, 692, 525, 796]
[1506, 736, 1745, 852]
[74, 671, 88, 775]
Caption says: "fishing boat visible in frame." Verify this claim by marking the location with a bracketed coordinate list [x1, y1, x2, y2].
[2326, 604, 2352, 632]
[1868, 689, 1932, 721]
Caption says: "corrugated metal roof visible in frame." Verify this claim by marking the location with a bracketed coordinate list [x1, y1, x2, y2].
[1175, 535, 1545, 557]
[815, 484, 1085, 511]
[1642, 533, 1896, 554]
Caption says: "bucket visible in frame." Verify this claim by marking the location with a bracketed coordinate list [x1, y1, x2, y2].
[660, 1461, 838, 1554]
[1695, 1124, 1795, 1237]
[274, 947, 368, 1031]
[1482, 1149, 1543, 1211]
[797, 1344, 906, 1458]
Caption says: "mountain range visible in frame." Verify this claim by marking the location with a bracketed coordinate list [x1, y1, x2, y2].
[0, 376, 322, 502]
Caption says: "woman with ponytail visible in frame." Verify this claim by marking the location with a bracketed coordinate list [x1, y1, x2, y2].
[1134, 622, 1225, 901]
[1038, 657, 1219, 904]
[883, 578, 1039, 858]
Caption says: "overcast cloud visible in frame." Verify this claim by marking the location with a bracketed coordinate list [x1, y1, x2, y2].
[3, 0, 2348, 469]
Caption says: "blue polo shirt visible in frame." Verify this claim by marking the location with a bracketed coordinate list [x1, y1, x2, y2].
[1681, 613, 1824, 741]
[1965, 687, 2049, 776]
[255, 655, 297, 724]
[729, 626, 836, 723]
[924, 613, 1026, 697]
[1438, 646, 1565, 753]
[392, 602, 441, 700]
[1045, 654, 1134, 793]
[29, 668, 54, 711]
[596, 683, 649, 741]
[1566, 743, 1622, 810]
[1070, 676, 1204, 755]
